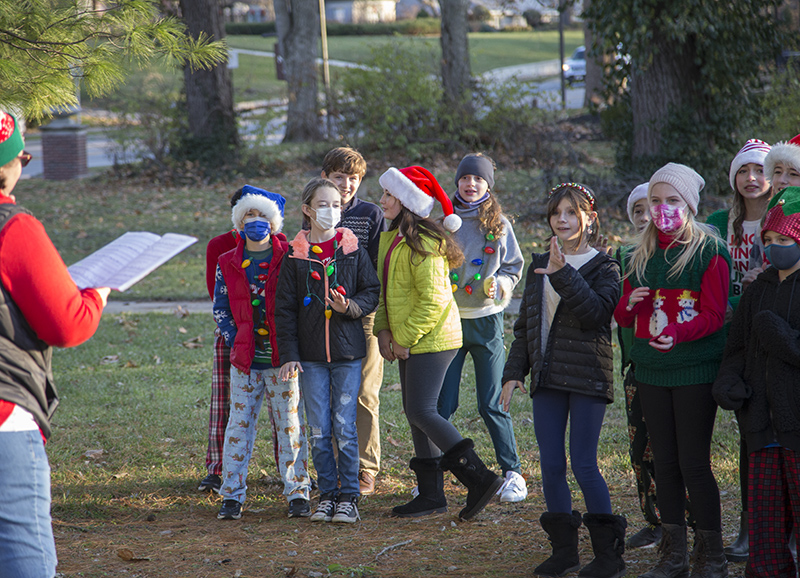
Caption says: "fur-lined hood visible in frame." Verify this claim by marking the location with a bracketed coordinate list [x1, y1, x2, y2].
[289, 227, 360, 259]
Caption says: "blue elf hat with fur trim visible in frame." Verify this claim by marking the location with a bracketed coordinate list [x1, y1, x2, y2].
[231, 185, 285, 235]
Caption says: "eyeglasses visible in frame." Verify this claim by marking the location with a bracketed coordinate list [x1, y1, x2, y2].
[19, 151, 32, 168]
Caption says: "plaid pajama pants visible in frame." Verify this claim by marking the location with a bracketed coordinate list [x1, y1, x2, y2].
[746, 446, 800, 578]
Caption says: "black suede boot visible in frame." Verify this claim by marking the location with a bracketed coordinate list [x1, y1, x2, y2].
[534, 510, 582, 577]
[638, 523, 690, 578]
[723, 512, 748, 563]
[690, 529, 728, 578]
[579, 513, 627, 578]
[440, 438, 503, 520]
[391, 457, 447, 518]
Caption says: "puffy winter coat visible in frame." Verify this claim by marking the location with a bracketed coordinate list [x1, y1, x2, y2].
[502, 251, 620, 402]
[215, 232, 288, 373]
[275, 228, 380, 363]
[374, 231, 462, 354]
[713, 267, 800, 452]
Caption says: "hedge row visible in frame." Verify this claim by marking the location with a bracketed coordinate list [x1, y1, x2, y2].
[225, 18, 442, 37]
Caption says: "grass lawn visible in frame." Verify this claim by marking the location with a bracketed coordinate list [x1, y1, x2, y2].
[83, 29, 583, 110]
[9, 150, 745, 576]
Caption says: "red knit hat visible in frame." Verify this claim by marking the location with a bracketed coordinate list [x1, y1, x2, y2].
[379, 165, 462, 232]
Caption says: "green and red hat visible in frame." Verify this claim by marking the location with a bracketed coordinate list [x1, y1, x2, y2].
[0, 110, 24, 167]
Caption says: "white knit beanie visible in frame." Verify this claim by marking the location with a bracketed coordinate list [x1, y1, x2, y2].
[729, 139, 771, 191]
[648, 163, 705, 215]
[626, 183, 649, 224]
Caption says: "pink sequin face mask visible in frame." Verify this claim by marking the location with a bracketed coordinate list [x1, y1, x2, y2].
[650, 204, 687, 233]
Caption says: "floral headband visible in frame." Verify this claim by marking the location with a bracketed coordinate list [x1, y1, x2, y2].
[549, 182, 596, 210]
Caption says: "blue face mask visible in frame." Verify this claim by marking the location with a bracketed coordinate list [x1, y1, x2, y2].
[243, 217, 271, 242]
[765, 242, 800, 271]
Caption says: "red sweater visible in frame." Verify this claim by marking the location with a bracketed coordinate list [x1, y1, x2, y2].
[205, 230, 239, 299]
[0, 196, 104, 427]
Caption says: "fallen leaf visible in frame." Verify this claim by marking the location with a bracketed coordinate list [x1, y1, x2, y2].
[181, 336, 203, 349]
[178, 327, 187, 334]
[174, 305, 190, 318]
[124, 361, 138, 368]
[382, 382, 401, 391]
[386, 435, 402, 447]
[84, 449, 104, 460]
[100, 355, 119, 365]
[117, 548, 150, 562]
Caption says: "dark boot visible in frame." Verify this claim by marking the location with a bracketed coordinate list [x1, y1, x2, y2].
[534, 510, 582, 577]
[579, 513, 627, 578]
[690, 529, 728, 578]
[723, 512, 748, 562]
[638, 523, 690, 578]
[391, 457, 447, 518]
[440, 438, 503, 520]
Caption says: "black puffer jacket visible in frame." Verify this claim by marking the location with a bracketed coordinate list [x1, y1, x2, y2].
[502, 250, 620, 402]
[275, 228, 380, 364]
[713, 267, 800, 452]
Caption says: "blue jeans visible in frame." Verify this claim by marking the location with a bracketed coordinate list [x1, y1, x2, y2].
[300, 360, 361, 496]
[0, 430, 57, 578]
[439, 313, 521, 474]
[532, 387, 612, 515]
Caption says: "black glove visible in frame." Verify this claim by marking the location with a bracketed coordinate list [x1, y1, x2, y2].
[713, 375, 752, 411]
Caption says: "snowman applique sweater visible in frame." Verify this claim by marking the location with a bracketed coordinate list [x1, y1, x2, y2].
[614, 231, 731, 387]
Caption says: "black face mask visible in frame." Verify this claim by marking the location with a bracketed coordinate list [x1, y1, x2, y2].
[765, 242, 800, 271]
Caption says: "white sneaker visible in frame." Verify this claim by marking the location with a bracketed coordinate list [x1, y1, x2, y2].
[499, 471, 528, 503]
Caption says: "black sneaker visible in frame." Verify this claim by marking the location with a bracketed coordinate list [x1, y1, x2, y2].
[626, 523, 662, 549]
[332, 494, 360, 524]
[310, 493, 337, 522]
[217, 499, 242, 520]
[288, 498, 311, 518]
[198, 473, 222, 493]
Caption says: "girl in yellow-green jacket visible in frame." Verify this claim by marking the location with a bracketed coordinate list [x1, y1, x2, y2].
[375, 165, 502, 521]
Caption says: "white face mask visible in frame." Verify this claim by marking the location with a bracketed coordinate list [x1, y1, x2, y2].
[313, 207, 341, 230]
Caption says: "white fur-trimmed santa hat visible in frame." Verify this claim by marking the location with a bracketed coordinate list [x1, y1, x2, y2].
[379, 166, 462, 232]
[765, 134, 800, 180]
[729, 139, 771, 191]
[231, 185, 285, 234]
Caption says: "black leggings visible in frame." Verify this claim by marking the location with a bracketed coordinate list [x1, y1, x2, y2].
[638, 381, 721, 531]
[399, 349, 462, 459]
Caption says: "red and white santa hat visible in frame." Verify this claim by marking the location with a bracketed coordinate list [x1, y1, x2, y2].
[379, 166, 462, 232]
[765, 133, 800, 179]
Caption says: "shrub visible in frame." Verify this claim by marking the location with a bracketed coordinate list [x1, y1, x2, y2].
[226, 19, 441, 37]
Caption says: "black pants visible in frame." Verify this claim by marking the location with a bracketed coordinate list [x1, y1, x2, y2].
[638, 381, 721, 531]
[399, 349, 461, 459]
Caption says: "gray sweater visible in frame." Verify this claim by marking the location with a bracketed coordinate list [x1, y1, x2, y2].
[449, 204, 524, 319]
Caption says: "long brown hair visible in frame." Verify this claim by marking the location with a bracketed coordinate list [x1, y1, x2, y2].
[389, 207, 464, 268]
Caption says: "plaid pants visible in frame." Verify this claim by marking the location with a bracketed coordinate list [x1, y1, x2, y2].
[746, 446, 800, 578]
[625, 368, 660, 526]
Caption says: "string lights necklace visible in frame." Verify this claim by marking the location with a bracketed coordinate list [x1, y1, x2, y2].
[302, 238, 346, 319]
[450, 232, 497, 294]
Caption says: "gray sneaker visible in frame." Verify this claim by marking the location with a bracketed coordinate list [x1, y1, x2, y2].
[310, 493, 336, 522]
[332, 494, 360, 523]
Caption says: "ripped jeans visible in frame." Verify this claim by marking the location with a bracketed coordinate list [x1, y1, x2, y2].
[300, 359, 362, 496]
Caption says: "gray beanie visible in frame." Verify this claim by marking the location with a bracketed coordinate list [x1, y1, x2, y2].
[454, 154, 495, 189]
[648, 163, 705, 215]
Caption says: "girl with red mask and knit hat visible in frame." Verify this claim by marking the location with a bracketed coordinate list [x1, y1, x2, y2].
[706, 139, 773, 563]
[714, 185, 800, 578]
[615, 163, 732, 578]
[376, 165, 503, 521]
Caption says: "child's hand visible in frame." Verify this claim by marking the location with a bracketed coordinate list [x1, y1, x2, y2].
[377, 329, 396, 362]
[279, 361, 303, 381]
[534, 237, 566, 275]
[483, 276, 497, 299]
[392, 338, 410, 360]
[593, 234, 614, 256]
[649, 334, 674, 351]
[326, 288, 350, 314]
[500, 380, 526, 412]
[626, 286, 650, 311]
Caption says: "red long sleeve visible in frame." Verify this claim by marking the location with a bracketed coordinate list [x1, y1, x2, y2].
[0, 198, 103, 347]
[205, 231, 239, 299]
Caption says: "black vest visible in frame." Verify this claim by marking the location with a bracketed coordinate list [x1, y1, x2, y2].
[0, 203, 57, 439]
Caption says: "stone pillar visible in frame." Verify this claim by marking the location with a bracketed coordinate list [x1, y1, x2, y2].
[40, 110, 88, 180]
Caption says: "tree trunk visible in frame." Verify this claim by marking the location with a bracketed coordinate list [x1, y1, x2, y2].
[630, 38, 700, 159]
[179, 0, 238, 152]
[582, 0, 604, 108]
[439, 0, 471, 107]
[274, 0, 321, 142]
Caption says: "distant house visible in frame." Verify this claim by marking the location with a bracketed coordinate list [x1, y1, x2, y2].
[326, 0, 397, 23]
[395, 0, 439, 19]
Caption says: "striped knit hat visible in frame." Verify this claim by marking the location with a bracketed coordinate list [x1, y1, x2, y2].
[729, 139, 771, 191]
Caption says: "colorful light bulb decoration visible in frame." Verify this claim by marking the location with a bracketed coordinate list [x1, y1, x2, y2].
[471, 258, 483, 266]
[474, 273, 482, 281]
[451, 272, 459, 282]
[257, 328, 268, 336]
[259, 262, 269, 269]
[311, 245, 323, 254]
[326, 264, 335, 276]
[241, 259, 251, 268]
[486, 233, 495, 241]
[258, 274, 267, 281]
[325, 309, 332, 319]
[303, 296, 312, 306]
[465, 285, 473, 295]
[251, 298, 261, 307]
[452, 284, 458, 292]
[336, 286, 347, 296]
[311, 271, 321, 281]
[484, 247, 495, 254]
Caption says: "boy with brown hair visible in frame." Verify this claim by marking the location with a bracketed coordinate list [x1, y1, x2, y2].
[321, 147, 386, 494]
